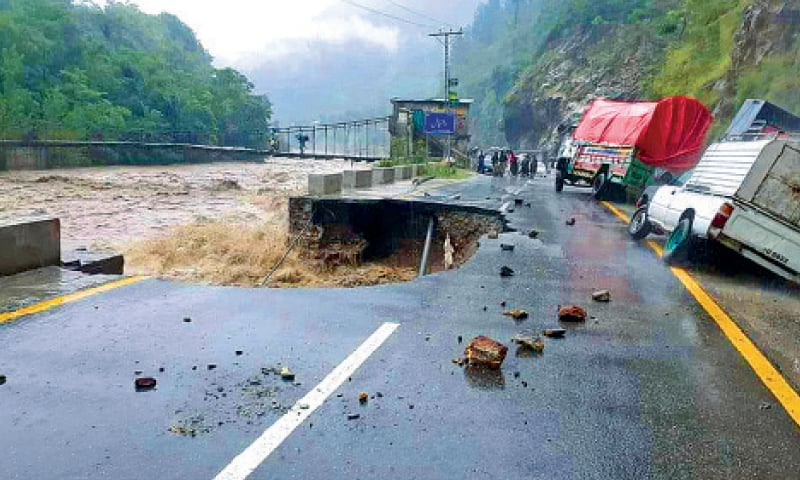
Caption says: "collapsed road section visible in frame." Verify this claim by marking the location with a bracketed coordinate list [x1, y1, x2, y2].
[280, 196, 507, 285]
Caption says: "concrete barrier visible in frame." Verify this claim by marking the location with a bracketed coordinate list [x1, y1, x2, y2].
[308, 173, 343, 196]
[0, 218, 61, 276]
[342, 170, 372, 189]
[411, 164, 424, 177]
[372, 167, 395, 185]
[394, 165, 413, 180]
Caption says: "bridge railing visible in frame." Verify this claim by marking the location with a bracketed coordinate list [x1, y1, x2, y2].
[273, 117, 391, 160]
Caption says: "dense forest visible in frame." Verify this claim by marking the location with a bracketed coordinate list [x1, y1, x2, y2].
[0, 0, 271, 148]
[454, 0, 799, 148]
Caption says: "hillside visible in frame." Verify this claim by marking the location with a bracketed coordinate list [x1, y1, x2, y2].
[0, 0, 271, 147]
[454, 0, 800, 151]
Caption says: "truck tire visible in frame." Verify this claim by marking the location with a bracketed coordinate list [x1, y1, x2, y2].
[628, 207, 652, 240]
[663, 217, 693, 265]
[555, 170, 565, 192]
[592, 173, 608, 199]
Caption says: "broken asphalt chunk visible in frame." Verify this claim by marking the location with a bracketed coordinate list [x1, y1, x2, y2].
[347, 413, 361, 420]
[0, 374, 6, 386]
[592, 290, 611, 302]
[514, 198, 523, 206]
[528, 229, 539, 239]
[183, 317, 192, 323]
[542, 328, 566, 338]
[511, 334, 545, 353]
[500, 266, 515, 277]
[465, 336, 508, 369]
[559, 305, 587, 322]
[280, 366, 295, 381]
[134, 377, 157, 391]
[566, 218, 576, 226]
[500, 243, 515, 252]
[503, 309, 529, 320]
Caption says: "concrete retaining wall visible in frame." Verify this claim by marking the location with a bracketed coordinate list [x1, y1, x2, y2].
[0, 218, 61, 276]
[372, 167, 395, 185]
[308, 173, 343, 196]
[343, 170, 372, 189]
[394, 165, 413, 180]
[411, 164, 424, 177]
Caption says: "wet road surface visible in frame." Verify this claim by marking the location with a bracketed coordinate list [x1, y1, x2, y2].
[1, 174, 798, 479]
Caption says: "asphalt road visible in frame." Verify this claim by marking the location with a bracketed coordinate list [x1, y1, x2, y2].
[1, 174, 798, 480]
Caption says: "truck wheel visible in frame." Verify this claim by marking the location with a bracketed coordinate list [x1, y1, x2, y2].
[555, 170, 565, 192]
[592, 173, 608, 199]
[628, 207, 652, 240]
[663, 217, 693, 265]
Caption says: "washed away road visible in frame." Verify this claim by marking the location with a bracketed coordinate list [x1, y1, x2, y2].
[1, 174, 798, 480]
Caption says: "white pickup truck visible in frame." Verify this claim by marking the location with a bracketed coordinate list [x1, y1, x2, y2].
[711, 140, 800, 284]
[629, 138, 800, 282]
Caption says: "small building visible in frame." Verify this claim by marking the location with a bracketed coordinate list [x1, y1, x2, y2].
[389, 98, 472, 160]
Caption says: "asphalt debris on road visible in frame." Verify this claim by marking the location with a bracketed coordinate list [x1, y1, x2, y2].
[134, 377, 157, 391]
[500, 243, 515, 252]
[511, 333, 545, 353]
[280, 366, 295, 381]
[359, 392, 369, 404]
[183, 317, 192, 323]
[503, 309, 529, 320]
[542, 328, 567, 338]
[464, 336, 508, 369]
[207, 364, 217, 371]
[528, 229, 539, 239]
[559, 305, 587, 322]
[235, 350, 243, 356]
[592, 290, 611, 302]
[500, 266, 515, 277]
[347, 413, 361, 420]
[0, 374, 6, 386]
[566, 218, 576, 226]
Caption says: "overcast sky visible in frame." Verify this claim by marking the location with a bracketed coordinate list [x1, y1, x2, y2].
[118, 0, 482, 68]
[105, 0, 484, 122]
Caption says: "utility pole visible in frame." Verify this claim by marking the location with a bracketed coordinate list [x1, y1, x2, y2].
[429, 28, 462, 162]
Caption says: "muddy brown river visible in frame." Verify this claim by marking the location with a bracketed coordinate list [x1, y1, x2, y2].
[0, 157, 362, 252]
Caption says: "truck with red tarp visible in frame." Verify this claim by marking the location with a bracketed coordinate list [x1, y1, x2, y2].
[555, 96, 713, 199]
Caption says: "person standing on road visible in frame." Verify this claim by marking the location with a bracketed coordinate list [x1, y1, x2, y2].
[508, 150, 518, 177]
[477, 150, 486, 174]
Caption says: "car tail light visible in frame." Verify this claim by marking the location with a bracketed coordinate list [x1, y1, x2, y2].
[711, 202, 734, 229]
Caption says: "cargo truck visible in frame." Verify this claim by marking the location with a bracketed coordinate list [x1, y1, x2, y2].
[556, 96, 713, 199]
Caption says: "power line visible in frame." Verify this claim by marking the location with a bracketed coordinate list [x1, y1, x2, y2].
[383, 0, 453, 28]
[340, 0, 435, 28]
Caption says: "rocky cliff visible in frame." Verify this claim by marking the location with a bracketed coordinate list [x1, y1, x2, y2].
[461, 0, 799, 152]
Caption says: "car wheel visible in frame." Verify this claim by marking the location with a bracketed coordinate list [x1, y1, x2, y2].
[592, 173, 608, 199]
[663, 216, 693, 264]
[555, 170, 564, 192]
[628, 207, 652, 240]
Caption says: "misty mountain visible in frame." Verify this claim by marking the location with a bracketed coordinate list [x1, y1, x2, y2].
[243, 0, 483, 125]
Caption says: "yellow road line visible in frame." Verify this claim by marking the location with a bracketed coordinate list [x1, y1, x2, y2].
[600, 201, 800, 427]
[0, 276, 147, 324]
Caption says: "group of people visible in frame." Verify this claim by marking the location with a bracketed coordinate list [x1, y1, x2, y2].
[476, 149, 537, 177]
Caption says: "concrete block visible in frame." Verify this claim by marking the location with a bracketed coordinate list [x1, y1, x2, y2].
[0, 218, 61, 276]
[394, 165, 413, 180]
[342, 170, 372, 189]
[308, 173, 342, 196]
[372, 167, 395, 185]
[62, 250, 124, 275]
